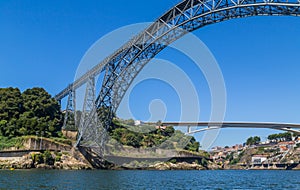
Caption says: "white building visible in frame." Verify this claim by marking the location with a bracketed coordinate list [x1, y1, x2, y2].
[251, 155, 267, 164]
[134, 120, 144, 126]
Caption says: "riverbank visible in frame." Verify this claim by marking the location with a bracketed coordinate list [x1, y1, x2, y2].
[0, 136, 92, 170]
[0, 149, 92, 170]
[0, 137, 208, 170]
[2, 151, 300, 170]
[224, 163, 300, 170]
[1, 136, 300, 170]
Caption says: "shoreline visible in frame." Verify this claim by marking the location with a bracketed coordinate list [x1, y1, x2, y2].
[1, 137, 299, 171]
[1, 154, 300, 170]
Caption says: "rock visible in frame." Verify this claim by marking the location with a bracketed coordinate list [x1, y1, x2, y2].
[36, 164, 55, 169]
[149, 162, 206, 170]
[0, 150, 92, 170]
[291, 163, 300, 170]
[58, 152, 92, 170]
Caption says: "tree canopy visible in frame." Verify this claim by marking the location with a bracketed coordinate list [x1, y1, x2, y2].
[0, 87, 201, 152]
[268, 132, 292, 142]
[0, 87, 62, 138]
[246, 136, 261, 145]
[110, 119, 200, 151]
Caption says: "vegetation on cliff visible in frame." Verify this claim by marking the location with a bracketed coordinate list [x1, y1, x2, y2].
[0, 87, 62, 138]
[110, 118, 200, 152]
[0, 87, 66, 150]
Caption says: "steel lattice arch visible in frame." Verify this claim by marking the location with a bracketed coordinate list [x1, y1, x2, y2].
[55, 0, 300, 148]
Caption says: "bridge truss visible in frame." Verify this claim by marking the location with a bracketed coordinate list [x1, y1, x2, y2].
[55, 0, 300, 148]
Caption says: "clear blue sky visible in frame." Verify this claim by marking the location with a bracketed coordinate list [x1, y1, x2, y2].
[1, 0, 300, 147]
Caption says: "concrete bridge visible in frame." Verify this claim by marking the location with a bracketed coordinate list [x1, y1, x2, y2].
[159, 122, 300, 135]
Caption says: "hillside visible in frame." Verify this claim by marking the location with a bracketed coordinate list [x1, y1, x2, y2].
[210, 133, 300, 170]
[109, 118, 201, 153]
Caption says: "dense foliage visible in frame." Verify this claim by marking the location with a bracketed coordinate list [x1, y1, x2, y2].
[110, 119, 200, 152]
[0, 87, 200, 152]
[0, 87, 62, 138]
[246, 136, 261, 145]
[268, 132, 292, 142]
[0, 136, 24, 150]
[31, 150, 55, 165]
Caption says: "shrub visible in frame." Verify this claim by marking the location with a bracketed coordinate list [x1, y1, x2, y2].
[43, 150, 54, 165]
[55, 151, 62, 162]
[33, 153, 44, 164]
[201, 158, 208, 167]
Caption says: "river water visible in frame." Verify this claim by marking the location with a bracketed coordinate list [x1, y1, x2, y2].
[0, 170, 299, 189]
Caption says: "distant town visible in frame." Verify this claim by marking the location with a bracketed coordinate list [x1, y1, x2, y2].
[209, 133, 300, 169]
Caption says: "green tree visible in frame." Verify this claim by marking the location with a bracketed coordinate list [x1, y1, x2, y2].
[111, 128, 127, 141]
[283, 132, 292, 141]
[124, 132, 142, 148]
[268, 132, 292, 142]
[20, 88, 62, 137]
[0, 120, 7, 136]
[163, 126, 175, 137]
[43, 150, 54, 165]
[109, 118, 201, 152]
[246, 136, 261, 145]
[0, 87, 62, 138]
[0, 88, 22, 121]
[184, 137, 200, 152]
[142, 134, 156, 147]
[0, 88, 22, 136]
[201, 157, 208, 167]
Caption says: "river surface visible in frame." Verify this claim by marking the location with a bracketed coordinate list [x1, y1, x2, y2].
[0, 170, 300, 189]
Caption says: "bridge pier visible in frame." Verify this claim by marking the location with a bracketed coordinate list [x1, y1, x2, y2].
[63, 90, 77, 130]
[187, 126, 191, 134]
[76, 77, 97, 147]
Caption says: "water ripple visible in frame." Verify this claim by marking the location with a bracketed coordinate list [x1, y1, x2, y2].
[0, 170, 299, 189]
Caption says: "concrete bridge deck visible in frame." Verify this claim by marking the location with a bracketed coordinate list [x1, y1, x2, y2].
[154, 122, 300, 134]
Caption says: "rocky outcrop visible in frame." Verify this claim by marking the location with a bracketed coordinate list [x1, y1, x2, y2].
[207, 161, 223, 170]
[0, 150, 92, 170]
[54, 153, 91, 170]
[291, 163, 300, 170]
[0, 154, 33, 169]
[149, 162, 206, 170]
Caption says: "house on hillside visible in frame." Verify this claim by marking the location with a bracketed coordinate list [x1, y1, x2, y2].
[278, 141, 295, 152]
[211, 146, 222, 152]
[134, 120, 144, 126]
[155, 125, 167, 130]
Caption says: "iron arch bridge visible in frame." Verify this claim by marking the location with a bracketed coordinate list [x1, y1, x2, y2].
[55, 0, 300, 148]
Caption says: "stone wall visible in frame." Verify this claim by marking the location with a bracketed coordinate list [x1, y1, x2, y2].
[23, 138, 72, 152]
